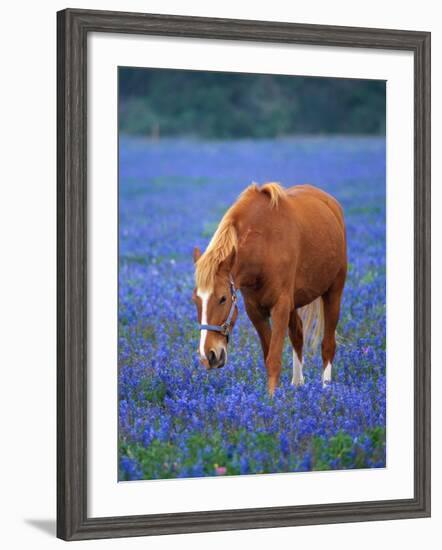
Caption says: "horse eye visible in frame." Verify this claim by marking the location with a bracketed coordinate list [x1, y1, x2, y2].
[219, 295, 227, 305]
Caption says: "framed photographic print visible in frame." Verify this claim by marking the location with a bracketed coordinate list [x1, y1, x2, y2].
[57, 8, 431, 541]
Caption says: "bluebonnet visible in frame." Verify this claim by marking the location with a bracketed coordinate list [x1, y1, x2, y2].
[118, 136, 386, 480]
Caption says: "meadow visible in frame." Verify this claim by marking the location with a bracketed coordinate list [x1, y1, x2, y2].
[118, 136, 386, 480]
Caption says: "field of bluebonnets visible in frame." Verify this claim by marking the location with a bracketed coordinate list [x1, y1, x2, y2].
[118, 136, 386, 481]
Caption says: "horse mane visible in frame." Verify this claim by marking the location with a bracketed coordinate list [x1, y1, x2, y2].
[240, 181, 286, 208]
[195, 182, 286, 290]
[195, 214, 237, 291]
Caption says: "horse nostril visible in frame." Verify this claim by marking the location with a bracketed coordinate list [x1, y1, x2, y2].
[218, 348, 226, 368]
[208, 350, 217, 367]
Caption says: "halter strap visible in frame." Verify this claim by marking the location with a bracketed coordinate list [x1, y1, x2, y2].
[199, 276, 238, 339]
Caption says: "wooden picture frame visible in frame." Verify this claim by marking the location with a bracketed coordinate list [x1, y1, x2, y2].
[57, 8, 431, 541]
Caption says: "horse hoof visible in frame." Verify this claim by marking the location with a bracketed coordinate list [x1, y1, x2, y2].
[291, 377, 305, 387]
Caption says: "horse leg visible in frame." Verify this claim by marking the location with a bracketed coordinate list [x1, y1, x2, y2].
[243, 299, 272, 361]
[266, 297, 291, 396]
[288, 310, 304, 386]
[321, 275, 345, 386]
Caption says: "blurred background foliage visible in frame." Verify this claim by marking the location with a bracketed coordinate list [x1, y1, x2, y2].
[119, 67, 385, 139]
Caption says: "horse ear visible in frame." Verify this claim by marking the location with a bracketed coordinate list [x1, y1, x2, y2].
[219, 248, 236, 274]
[193, 246, 202, 264]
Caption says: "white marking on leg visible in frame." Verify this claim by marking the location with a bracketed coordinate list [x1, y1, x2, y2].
[197, 290, 211, 359]
[322, 362, 332, 387]
[291, 350, 304, 386]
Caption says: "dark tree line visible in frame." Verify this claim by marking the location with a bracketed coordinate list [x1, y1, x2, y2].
[119, 67, 385, 138]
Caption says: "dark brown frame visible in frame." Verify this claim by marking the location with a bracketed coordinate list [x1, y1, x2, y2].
[57, 8, 431, 541]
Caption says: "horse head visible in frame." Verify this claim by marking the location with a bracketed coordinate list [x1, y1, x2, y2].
[192, 247, 238, 369]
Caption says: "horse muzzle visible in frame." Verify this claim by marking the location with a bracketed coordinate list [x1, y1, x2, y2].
[207, 347, 226, 369]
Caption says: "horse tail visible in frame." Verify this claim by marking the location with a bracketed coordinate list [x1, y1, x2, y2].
[298, 297, 324, 353]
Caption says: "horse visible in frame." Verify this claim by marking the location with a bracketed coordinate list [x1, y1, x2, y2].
[192, 182, 347, 395]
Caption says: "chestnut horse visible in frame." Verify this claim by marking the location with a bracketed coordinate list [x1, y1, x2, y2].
[192, 182, 347, 395]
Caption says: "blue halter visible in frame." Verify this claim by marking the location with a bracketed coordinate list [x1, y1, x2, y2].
[199, 277, 238, 340]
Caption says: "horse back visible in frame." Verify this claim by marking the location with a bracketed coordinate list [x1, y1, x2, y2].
[286, 184, 345, 231]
